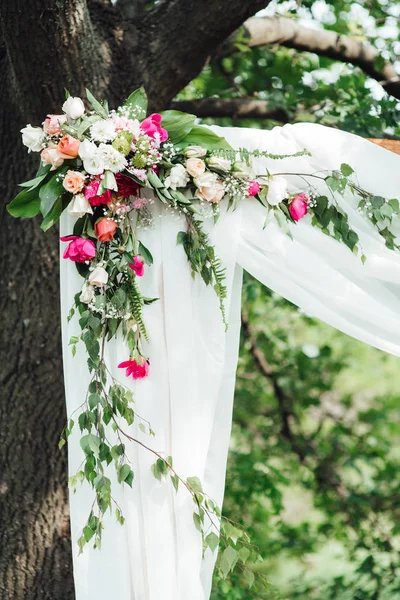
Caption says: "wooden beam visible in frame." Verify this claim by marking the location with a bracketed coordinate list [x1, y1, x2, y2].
[368, 139, 400, 155]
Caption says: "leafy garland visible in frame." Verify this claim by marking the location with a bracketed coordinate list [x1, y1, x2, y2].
[8, 87, 400, 594]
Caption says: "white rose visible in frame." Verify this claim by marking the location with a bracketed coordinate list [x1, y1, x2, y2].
[67, 193, 93, 218]
[266, 177, 288, 206]
[185, 158, 206, 178]
[164, 164, 190, 190]
[232, 161, 253, 180]
[21, 125, 46, 153]
[79, 283, 95, 304]
[193, 171, 218, 188]
[62, 96, 85, 120]
[184, 145, 207, 158]
[79, 140, 104, 175]
[89, 266, 108, 287]
[207, 156, 231, 173]
[90, 120, 117, 143]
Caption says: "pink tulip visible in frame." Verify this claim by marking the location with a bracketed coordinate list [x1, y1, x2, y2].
[129, 256, 145, 277]
[118, 358, 149, 380]
[289, 193, 309, 222]
[60, 235, 96, 263]
[140, 114, 168, 142]
[248, 181, 261, 197]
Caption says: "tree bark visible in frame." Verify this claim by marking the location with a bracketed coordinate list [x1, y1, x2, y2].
[0, 1, 274, 598]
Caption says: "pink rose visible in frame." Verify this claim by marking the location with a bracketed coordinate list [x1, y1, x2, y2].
[140, 114, 168, 142]
[57, 135, 80, 158]
[118, 357, 149, 380]
[60, 235, 96, 263]
[248, 181, 261, 197]
[129, 256, 145, 277]
[43, 114, 66, 136]
[84, 179, 112, 206]
[289, 193, 309, 222]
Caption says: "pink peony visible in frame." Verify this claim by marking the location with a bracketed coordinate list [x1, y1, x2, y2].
[84, 179, 112, 206]
[289, 193, 309, 221]
[115, 173, 140, 198]
[60, 235, 96, 263]
[118, 357, 149, 380]
[140, 114, 168, 142]
[129, 256, 145, 277]
[248, 181, 261, 197]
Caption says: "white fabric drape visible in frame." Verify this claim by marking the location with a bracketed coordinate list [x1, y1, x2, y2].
[60, 123, 400, 600]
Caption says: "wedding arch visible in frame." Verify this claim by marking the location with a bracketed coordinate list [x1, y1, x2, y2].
[1, 1, 400, 599]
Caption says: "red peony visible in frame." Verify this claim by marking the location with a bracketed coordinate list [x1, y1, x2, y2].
[115, 173, 140, 198]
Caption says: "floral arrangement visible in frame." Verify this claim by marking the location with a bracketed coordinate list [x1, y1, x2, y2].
[8, 87, 400, 588]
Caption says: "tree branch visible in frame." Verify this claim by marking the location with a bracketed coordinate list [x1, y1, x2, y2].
[218, 16, 400, 100]
[172, 98, 291, 121]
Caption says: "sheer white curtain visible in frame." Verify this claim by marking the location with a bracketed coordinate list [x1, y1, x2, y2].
[60, 123, 400, 600]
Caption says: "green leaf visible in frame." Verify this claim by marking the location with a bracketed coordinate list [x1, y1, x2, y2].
[86, 89, 108, 119]
[123, 87, 148, 120]
[18, 166, 51, 189]
[39, 172, 68, 218]
[138, 241, 153, 265]
[187, 476, 203, 493]
[170, 474, 179, 492]
[340, 163, 354, 176]
[82, 330, 100, 362]
[205, 532, 219, 553]
[118, 464, 134, 486]
[88, 393, 102, 410]
[380, 203, 393, 219]
[243, 569, 255, 589]
[219, 546, 238, 578]
[146, 169, 165, 189]
[80, 433, 101, 456]
[40, 196, 64, 231]
[83, 526, 95, 543]
[193, 512, 203, 532]
[389, 198, 399, 213]
[179, 125, 232, 151]
[7, 186, 41, 218]
[160, 110, 196, 144]
[77, 114, 102, 138]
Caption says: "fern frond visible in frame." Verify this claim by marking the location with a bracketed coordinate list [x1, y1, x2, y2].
[127, 272, 149, 342]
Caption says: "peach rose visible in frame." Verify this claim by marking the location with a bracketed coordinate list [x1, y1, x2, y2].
[94, 217, 118, 242]
[57, 135, 80, 158]
[41, 147, 64, 171]
[194, 173, 225, 204]
[185, 158, 205, 178]
[63, 170, 86, 194]
[43, 114, 66, 136]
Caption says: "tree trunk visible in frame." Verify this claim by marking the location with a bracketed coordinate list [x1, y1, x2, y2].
[0, 1, 274, 597]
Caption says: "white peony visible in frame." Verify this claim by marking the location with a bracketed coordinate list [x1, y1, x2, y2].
[21, 125, 46, 153]
[79, 283, 95, 304]
[67, 193, 93, 218]
[90, 120, 117, 143]
[62, 96, 85, 120]
[207, 156, 231, 173]
[97, 144, 127, 173]
[89, 266, 109, 287]
[184, 145, 207, 158]
[79, 139, 105, 175]
[266, 177, 288, 206]
[164, 164, 190, 190]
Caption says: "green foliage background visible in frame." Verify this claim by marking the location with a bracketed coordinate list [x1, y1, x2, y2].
[178, 0, 400, 597]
